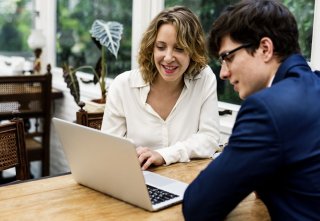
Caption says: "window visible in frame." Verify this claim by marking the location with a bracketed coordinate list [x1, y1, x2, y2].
[0, 0, 33, 58]
[165, 0, 315, 105]
[56, 0, 132, 79]
[1, 0, 318, 99]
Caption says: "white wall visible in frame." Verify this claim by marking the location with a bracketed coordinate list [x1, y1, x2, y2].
[35, 0, 56, 70]
[131, 0, 164, 69]
[311, 0, 320, 70]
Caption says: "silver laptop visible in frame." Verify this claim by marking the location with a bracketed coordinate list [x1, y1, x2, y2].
[52, 117, 188, 211]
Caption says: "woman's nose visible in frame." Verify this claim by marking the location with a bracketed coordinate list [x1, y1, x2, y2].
[219, 61, 231, 80]
[164, 50, 175, 62]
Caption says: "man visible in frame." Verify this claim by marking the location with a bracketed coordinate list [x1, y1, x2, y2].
[183, 0, 320, 220]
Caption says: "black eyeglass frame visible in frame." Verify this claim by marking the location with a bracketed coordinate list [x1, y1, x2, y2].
[218, 43, 252, 65]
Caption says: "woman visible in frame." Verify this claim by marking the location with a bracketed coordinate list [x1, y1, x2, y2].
[101, 6, 220, 170]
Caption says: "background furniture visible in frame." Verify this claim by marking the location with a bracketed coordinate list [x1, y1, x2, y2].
[76, 101, 103, 130]
[0, 117, 30, 184]
[0, 65, 52, 176]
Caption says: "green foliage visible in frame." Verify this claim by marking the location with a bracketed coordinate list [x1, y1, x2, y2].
[0, 0, 315, 106]
[57, 0, 132, 77]
[0, 0, 32, 53]
[62, 64, 81, 104]
[166, 0, 315, 105]
[282, 0, 314, 58]
[62, 20, 123, 106]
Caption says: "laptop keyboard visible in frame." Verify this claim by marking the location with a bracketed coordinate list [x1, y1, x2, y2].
[147, 185, 179, 205]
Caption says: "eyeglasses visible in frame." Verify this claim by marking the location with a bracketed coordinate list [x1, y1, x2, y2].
[218, 43, 252, 65]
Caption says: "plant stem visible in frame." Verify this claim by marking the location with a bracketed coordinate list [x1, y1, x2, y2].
[101, 46, 107, 102]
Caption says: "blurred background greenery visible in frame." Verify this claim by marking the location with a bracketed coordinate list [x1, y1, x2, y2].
[165, 0, 314, 104]
[0, 0, 314, 104]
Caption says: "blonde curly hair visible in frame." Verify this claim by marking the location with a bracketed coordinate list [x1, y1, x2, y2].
[138, 6, 208, 84]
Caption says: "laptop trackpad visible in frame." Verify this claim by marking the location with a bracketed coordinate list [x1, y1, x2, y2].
[143, 171, 175, 187]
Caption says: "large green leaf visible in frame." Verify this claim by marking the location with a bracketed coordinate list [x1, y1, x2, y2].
[62, 64, 80, 105]
[90, 20, 123, 58]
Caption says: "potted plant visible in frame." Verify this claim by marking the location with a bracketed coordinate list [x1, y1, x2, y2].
[62, 19, 123, 110]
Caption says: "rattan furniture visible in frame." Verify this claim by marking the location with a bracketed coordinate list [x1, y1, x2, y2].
[0, 118, 30, 184]
[0, 64, 52, 176]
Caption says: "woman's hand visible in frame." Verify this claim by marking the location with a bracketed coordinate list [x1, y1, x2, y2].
[136, 146, 165, 170]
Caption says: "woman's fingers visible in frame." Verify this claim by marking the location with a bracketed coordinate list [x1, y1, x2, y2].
[136, 147, 165, 170]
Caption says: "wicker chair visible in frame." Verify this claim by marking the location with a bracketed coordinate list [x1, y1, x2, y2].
[0, 118, 30, 184]
[76, 101, 104, 130]
[0, 64, 52, 176]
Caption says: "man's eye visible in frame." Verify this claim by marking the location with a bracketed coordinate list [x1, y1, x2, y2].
[224, 55, 234, 62]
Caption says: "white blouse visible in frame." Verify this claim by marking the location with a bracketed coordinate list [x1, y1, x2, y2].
[101, 65, 220, 165]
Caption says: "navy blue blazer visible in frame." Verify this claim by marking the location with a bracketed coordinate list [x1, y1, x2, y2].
[183, 54, 320, 221]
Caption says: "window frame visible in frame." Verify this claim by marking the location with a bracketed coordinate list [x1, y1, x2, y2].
[33, 0, 319, 135]
[37, 0, 320, 93]
[34, 0, 56, 69]
[311, 0, 320, 70]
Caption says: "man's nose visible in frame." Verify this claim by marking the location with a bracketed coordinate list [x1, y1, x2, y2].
[219, 61, 231, 80]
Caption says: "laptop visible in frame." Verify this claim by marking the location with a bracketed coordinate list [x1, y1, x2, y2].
[52, 117, 188, 211]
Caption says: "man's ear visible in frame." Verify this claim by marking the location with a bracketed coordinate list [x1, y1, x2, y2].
[259, 37, 274, 62]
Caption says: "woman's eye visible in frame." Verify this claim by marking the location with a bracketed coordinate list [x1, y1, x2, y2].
[156, 45, 165, 50]
[175, 47, 184, 52]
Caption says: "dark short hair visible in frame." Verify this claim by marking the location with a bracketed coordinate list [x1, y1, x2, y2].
[208, 0, 300, 61]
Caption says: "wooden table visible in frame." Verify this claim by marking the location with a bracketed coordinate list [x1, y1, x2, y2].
[0, 159, 270, 221]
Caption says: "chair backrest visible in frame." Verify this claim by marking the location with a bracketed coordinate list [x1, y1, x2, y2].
[76, 101, 104, 130]
[0, 118, 30, 181]
[0, 64, 52, 176]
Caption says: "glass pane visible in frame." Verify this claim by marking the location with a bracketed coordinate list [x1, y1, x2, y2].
[165, 0, 314, 104]
[56, 0, 132, 79]
[0, 0, 33, 57]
